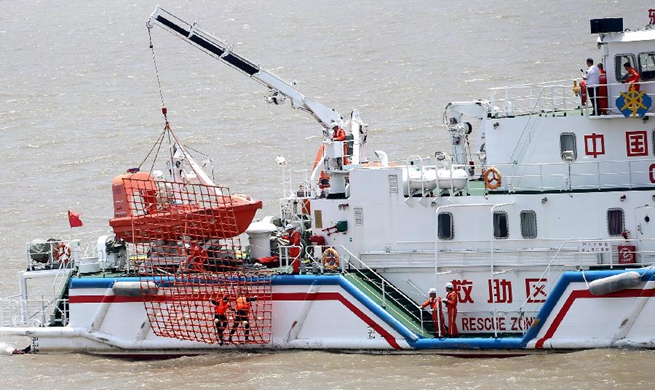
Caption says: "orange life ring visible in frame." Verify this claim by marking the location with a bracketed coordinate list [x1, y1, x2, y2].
[483, 167, 502, 190]
[322, 247, 340, 271]
[54, 243, 71, 265]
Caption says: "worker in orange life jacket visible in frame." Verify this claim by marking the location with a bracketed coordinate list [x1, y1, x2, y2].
[421, 288, 446, 337]
[184, 241, 207, 273]
[331, 122, 349, 166]
[443, 282, 459, 337]
[623, 62, 640, 92]
[283, 224, 302, 274]
[209, 295, 232, 345]
[229, 292, 258, 342]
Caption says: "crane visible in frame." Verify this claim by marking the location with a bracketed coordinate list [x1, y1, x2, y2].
[147, 6, 368, 197]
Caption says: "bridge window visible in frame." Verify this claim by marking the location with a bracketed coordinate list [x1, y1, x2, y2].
[615, 54, 637, 83]
[520, 210, 537, 239]
[638, 52, 655, 81]
[438, 212, 454, 240]
[493, 211, 509, 239]
[559, 133, 577, 161]
[607, 208, 625, 236]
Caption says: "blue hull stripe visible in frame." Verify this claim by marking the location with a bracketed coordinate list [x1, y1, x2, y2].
[69, 268, 655, 350]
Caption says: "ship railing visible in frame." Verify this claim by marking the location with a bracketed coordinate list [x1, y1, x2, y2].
[485, 157, 655, 193]
[280, 243, 430, 336]
[488, 79, 655, 118]
[366, 238, 653, 270]
[0, 296, 68, 328]
[335, 245, 432, 337]
[488, 79, 579, 117]
[509, 237, 652, 333]
[277, 244, 316, 274]
[582, 79, 655, 118]
[25, 239, 80, 271]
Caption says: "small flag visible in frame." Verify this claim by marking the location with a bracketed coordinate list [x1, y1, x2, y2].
[68, 210, 83, 228]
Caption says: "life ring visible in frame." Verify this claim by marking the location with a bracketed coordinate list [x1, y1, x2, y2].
[483, 167, 502, 190]
[54, 243, 71, 265]
[322, 247, 340, 271]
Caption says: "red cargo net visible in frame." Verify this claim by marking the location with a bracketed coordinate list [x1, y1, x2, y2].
[125, 178, 272, 345]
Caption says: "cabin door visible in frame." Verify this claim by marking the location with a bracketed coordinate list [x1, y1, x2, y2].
[636, 207, 655, 263]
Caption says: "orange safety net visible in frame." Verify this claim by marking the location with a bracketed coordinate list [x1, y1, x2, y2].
[125, 177, 272, 345]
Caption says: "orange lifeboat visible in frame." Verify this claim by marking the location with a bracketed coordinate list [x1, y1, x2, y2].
[109, 171, 262, 243]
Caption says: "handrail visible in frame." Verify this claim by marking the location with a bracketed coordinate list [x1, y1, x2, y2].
[509, 87, 546, 165]
[0, 297, 68, 328]
[333, 245, 431, 336]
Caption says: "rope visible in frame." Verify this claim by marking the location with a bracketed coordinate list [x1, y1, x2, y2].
[148, 26, 168, 123]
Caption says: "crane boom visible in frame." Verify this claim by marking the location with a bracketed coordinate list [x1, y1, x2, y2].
[147, 6, 342, 129]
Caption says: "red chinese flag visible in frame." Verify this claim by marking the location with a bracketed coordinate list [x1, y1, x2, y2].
[68, 210, 83, 228]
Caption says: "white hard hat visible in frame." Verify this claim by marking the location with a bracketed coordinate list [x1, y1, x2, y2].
[285, 224, 294, 230]
[331, 122, 339, 128]
[445, 282, 454, 289]
[428, 288, 436, 295]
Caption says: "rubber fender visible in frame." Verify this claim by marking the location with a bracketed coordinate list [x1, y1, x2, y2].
[112, 281, 158, 297]
[588, 271, 641, 296]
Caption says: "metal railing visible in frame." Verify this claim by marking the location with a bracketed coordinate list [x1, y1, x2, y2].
[335, 245, 432, 337]
[0, 297, 68, 328]
[485, 157, 655, 193]
[488, 79, 655, 118]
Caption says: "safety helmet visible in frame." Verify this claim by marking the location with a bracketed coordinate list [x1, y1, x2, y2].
[428, 288, 436, 295]
[445, 282, 454, 290]
[285, 223, 294, 231]
[331, 122, 339, 128]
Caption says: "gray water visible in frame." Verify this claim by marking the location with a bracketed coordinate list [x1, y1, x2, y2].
[2, 0, 655, 388]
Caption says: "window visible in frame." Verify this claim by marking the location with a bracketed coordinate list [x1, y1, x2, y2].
[559, 133, 577, 161]
[388, 174, 398, 193]
[438, 212, 454, 240]
[615, 54, 637, 83]
[354, 207, 364, 226]
[314, 210, 323, 229]
[607, 208, 624, 236]
[520, 210, 537, 239]
[493, 211, 509, 239]
[638, 52, 655, 81]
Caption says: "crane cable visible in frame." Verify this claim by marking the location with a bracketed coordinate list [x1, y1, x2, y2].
[148, 26, 169, 124]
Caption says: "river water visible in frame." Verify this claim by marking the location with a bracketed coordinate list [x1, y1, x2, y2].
[2, 0, 655, 388]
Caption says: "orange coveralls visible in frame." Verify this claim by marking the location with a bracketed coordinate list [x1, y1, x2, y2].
[421, 296, 446, 336]
[445, 290, 459, 336]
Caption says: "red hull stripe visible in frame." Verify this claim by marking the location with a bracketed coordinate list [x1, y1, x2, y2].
[273, 292, 401, 349]
[69, 291, 402, 350]
[535, 287, 655, 348]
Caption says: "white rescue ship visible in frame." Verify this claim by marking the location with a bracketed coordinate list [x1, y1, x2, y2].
[2, 7, 655, 357]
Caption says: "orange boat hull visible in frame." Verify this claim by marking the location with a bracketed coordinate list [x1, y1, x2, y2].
[109, 197, 262, 243]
